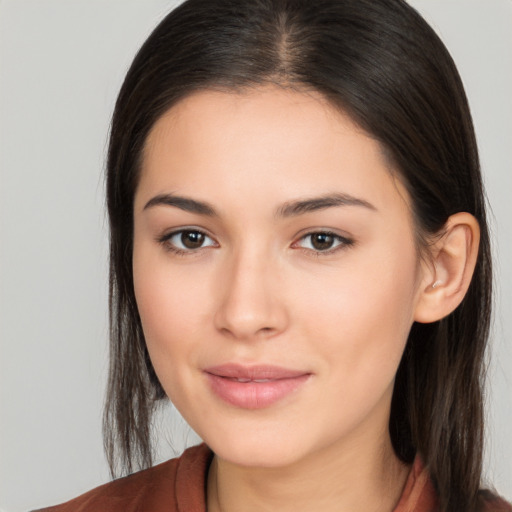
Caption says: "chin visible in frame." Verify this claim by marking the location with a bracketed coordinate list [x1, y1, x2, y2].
[195, 416, 321, 469]
[210, 437, 304, 468]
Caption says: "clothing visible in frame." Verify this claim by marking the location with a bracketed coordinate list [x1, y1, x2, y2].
[36, 444, 511, 512]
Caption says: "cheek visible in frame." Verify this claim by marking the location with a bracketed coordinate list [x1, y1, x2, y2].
[294, 242, 419, 389]
[132, 243, 210, 377]
[133, 263, 212, 417]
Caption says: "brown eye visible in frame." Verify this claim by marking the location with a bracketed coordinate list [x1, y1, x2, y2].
[295, 231, 353, 253]
[162, 229, 216, 253]
[310, 233, 335, 251]
[181, 230, 205, 249]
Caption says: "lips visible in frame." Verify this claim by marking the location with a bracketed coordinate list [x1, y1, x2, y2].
[204, 364, 311, 409]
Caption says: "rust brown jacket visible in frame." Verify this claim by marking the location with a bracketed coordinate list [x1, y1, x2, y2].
[35, 444, 511, 512]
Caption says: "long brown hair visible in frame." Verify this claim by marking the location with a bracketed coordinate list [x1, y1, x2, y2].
[103, 1, 492, 510]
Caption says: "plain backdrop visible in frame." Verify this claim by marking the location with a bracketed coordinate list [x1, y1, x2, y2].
[0, 1, 510, 510]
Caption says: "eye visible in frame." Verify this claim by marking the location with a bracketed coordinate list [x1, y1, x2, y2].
[160, 229, 217, 253]
[294, 231, 353, 253]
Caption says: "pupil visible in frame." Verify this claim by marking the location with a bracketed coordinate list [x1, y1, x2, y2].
[312, 233, 334, 250]
[182, 231, 204, 249]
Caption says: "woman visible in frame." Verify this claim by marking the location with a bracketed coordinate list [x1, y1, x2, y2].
[38, 0, 511, 511]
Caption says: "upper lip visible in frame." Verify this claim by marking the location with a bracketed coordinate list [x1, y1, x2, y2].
[204, 364, 310, 381]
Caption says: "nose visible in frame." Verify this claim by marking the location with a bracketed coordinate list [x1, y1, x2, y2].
[213, 248, 289, 341]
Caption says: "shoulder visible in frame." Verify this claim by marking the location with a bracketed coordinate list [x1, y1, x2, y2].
[479, 490, 512, 512]
[394, 455, 512, 512]
[34, 443, 212, 512]
[33, 460, 177, 512]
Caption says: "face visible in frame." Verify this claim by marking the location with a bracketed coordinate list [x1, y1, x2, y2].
[133, 87, 428, 469]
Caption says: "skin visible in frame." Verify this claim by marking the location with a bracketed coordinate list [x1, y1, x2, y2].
[132, 86, 477, 512]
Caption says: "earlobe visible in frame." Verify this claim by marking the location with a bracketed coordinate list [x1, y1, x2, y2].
[414, 212, 480, 324]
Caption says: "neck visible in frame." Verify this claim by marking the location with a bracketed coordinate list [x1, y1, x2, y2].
[207, 430, 410, 512]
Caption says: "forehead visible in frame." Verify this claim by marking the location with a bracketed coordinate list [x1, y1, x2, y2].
[138, 86, 410, 217]
[144, 86, 371, 164]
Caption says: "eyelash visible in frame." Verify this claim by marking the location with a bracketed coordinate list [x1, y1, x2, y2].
[157, 228, 217, 256]
[293, 231, 355, 256]
[157, 229, 354, 256]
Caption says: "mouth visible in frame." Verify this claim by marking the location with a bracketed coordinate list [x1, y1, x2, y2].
[203, 364, 312, 409]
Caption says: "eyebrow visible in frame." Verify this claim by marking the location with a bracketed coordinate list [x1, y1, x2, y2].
[143, 192, 376, 217]
[276, 193, 377, 217]
[143, 194, 217, 216]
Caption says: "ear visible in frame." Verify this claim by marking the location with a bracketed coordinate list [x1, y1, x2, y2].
[414, 212, 480, 324]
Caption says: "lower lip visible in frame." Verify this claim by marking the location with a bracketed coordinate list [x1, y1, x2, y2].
[205, 373, 310, 409]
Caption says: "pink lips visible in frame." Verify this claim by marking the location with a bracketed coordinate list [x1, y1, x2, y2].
[204, 364, 311, 409]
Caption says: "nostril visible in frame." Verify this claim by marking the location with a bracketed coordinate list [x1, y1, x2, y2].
[258, 326, 277, 335]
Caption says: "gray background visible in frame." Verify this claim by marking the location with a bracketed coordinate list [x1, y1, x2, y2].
[0, 1, 510, 510]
